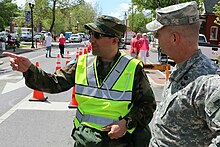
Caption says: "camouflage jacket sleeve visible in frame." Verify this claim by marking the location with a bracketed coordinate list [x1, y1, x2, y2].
[203, 76, 220, 147]
[23, 63, 76, 93]
[124, 64, 156, 127]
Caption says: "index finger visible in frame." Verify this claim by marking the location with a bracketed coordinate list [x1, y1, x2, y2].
[2, 52, 20, 58]
[102, 125, 111, 130]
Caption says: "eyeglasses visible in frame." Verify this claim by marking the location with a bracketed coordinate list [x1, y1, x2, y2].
[88, 31, 115, 39]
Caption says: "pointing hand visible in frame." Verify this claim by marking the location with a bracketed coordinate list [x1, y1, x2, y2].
[2, 52, 32, 72]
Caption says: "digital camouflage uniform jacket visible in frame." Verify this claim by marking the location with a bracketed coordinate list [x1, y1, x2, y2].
[150, 50, 220, 147]
[23, 51, 156, 130]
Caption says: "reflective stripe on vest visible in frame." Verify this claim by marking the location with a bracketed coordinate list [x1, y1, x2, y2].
[76, 109, 117, 126]
[87, 56, 97, 87]
[76, 84, 132, 100]
[101, 55, 133, 89]
[87, 55, 132, 88]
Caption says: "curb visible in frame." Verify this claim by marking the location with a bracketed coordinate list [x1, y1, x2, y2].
[0, 45, 46, 58]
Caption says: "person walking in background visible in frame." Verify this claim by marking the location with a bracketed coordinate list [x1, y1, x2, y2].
[130, 33, 141, 58]
[130, 34, 136, 57]
[58, 33, 66, 58]
[139, 33, 150, 64]
[40, 33, 45, 45]
[146, 1, 220, 146]
[3, 15, 156, 147]
[45, 32, 52, 58]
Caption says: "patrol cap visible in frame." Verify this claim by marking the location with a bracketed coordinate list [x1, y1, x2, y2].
[84, 15, 127, 38]
[146, 1, 199, 32]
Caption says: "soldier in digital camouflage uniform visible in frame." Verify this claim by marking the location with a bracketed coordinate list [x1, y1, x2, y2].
[146, 1, 220, 146]
[3, 15, 156, 147]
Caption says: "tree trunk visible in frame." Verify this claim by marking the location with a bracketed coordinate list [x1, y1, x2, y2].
[49, 0, 56, 33]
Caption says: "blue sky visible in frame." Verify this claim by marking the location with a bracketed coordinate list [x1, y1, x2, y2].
[14, 0, 131, 19]
[94, 0, 131, 19]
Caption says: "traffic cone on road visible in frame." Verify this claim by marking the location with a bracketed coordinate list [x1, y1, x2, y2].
[29, 61, 48, 102]
[88, 43, 92, 53]
[79, 46, 83, 55]
[56, 54, 61, 70]
[66, 50, 70, 65]
[68, 87, 78, 108]
[83, 45, 87, 54]
[75, 47, 79, 60]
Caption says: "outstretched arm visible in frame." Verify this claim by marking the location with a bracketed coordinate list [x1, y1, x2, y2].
[3, 52, 76, 93]
[2, 52, 32, 72]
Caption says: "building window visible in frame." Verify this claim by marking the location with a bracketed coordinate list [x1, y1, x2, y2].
[210, 26, 218, 40]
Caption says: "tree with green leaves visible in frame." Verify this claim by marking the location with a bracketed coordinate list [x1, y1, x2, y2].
[129, 0, 204, 32]
[1, 0, 97, 34]
[131, 0, 204, 11]
[0, 0, 21, 31]
[14, 0, 97, 35]
[214, 2, 220, 25]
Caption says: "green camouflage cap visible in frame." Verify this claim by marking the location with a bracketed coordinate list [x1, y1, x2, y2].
[146, 1, 199, 32]
[84, 15, 127, 38]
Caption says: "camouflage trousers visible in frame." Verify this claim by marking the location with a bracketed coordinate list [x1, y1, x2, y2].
[71, 125, 151, 147]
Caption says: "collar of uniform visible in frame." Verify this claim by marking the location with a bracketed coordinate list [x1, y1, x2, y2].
[97, 51, 121, 67]
[169, 50, 202, 82]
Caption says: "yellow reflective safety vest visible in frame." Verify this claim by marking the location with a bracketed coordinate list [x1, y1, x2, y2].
[74, 52, 142, 132]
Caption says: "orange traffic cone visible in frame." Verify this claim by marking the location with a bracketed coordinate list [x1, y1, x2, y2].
[165, 64, 170, 81]
[29, 62, 48, 102]
[66, 50, 70, 65]
[75, 47, 79, 60]
[68, 87, 78, 108]
[79, 46, 82, 55]
[83, 46, 87, 54]
[88, 43, 92, 53]
[56, 54, 61, 70]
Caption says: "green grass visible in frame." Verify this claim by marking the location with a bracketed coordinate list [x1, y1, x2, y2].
[19, 44, 29, 48]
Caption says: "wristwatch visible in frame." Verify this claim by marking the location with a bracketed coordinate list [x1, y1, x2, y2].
[124, 117, 134, 129]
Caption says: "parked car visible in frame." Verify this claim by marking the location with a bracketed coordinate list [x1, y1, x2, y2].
[69, 34, 82, 43]
[198, 34, 220, 64]
[34, 34, 42, 41]
[77, 32, 86, 41]
[20, 31, 32, 42]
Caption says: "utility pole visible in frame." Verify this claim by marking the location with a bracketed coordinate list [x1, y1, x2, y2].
[28, 0, 35, 49]
[124, 12, 127, 49]
[131, 3, 134, 31]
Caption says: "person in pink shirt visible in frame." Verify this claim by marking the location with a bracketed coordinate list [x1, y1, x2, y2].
[130, 33, 141, 58]
[139, 33, 150, 64]
[58, 33, 66, 58]
[130, 34, 136, 57]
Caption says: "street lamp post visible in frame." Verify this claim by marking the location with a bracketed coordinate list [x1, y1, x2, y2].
[27, 0, 35, 48]
[124, 12, 127, 49]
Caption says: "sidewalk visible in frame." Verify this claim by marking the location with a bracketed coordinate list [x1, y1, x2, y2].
[0, 42, 46, 58]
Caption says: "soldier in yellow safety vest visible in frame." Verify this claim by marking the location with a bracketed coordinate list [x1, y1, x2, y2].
[3, 15, 156, 147]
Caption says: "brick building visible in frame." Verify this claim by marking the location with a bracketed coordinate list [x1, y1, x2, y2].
[200, 0, 220, 45]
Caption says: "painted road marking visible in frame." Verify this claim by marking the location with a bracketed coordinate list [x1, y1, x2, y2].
[0, 93, 73, 124]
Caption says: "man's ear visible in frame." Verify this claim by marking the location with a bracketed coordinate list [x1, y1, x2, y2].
[172, 32, 180, 44]
[112, 37, 119, 45]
